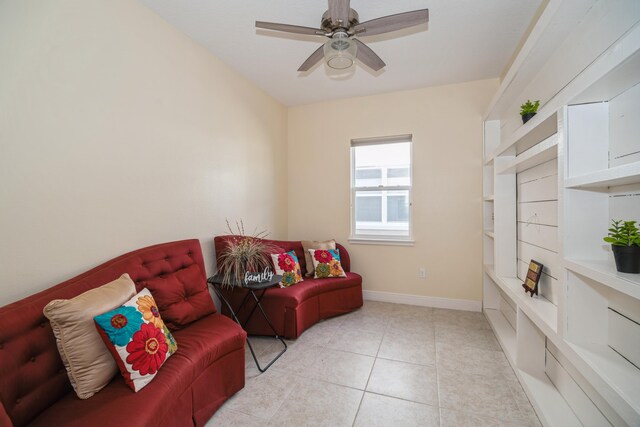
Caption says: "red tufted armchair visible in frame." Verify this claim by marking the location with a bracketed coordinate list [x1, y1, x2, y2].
[0, 239, 246, 427]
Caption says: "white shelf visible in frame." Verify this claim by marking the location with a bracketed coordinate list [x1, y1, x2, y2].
[484, 308, 516, 364]
[482, 0, 570, 121]
[494, 111, 558, 157]
[567, 342, 640, 424]
[496, 134, 558, 175]
[517, 370, 583, 427]
[565, 258, 640, 300]
[483, 195, 495, 201]
[482, 11, 640, 425]
[484, 265, 558, 336]
[571, 44, 640, 106]
[485, 280, 584, 427]
[485, 292, 581, 427]
[504, 277, 558, 336]
[565, 161, 640, 189]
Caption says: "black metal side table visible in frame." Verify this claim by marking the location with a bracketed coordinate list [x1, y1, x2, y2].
[207, 274, 287, 373]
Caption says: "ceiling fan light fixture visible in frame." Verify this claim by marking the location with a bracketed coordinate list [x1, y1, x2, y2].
[323, 32, 357, 69]
[256, 1, 429, 73]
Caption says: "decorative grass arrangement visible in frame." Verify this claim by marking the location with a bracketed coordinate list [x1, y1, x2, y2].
[218, 220, 278, 288]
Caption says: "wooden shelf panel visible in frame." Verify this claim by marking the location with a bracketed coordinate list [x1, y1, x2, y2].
[484, 301, 581, 427]
[565, 258, 640, 300]
[496, 134, 558, 175]
[484, 308, 516, 364]
[484, 265, 558, 336]
[483, 195, 495, 201]
[567, 342, 640, 424]
[494, 111, 558, 158]
[565, 161, 640, 188]
[503, 276, 558, 336]
[517, 370, 583, 427]
[571, 46, 640, 105]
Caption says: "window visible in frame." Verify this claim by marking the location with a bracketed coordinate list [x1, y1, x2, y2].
[350, 135, 412, 243]
[355, 193, 382, 222]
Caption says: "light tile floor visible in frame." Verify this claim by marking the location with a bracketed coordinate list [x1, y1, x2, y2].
[206, 301, 541, 427]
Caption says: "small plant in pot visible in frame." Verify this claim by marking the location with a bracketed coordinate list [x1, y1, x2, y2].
[520, 99, 540, 124]
[603, 219, 640, 274]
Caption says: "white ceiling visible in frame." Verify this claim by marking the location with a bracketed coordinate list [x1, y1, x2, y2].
[138, 0, 542, 106]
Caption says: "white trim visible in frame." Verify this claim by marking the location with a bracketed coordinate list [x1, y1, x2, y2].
[354, 185, 411, 191]
[363, 289, 482, 312]
[348, 238, 415, 246]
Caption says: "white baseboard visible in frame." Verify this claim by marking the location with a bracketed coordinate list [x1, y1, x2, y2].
[362, 290, 482, 312]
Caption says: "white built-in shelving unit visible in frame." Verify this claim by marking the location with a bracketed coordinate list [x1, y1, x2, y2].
[483, 3, 640, 425]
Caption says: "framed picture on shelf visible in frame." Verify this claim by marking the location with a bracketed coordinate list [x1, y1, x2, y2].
[523, 260, 543, 297]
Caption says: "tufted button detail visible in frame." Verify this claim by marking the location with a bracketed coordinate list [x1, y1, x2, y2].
[30, 356, 36, 363]
[40, 321, 46, 328]
[0, 343, 3, 349]
[15, 398, 20, 404]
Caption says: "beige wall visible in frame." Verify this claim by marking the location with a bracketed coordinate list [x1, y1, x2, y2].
[0, 0, 497, 307]
[0, 0, 288, 305]
[288, 79, 497, 303]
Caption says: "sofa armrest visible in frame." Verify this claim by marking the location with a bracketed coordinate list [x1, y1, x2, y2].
[336, 243, 351, 272]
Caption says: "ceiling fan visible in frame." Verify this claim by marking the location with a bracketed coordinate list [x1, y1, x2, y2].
[256, 0, 429, 72]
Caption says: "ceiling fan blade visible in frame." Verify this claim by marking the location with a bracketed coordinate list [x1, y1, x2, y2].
[328, 0, 351, 27]
[354, 39, 385, 71]
[354, 9, 429, 37]
[298, 45, 325, 72]
[255, 21, 325, 36]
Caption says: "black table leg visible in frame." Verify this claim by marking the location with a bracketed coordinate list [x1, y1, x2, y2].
[211, 285, 287, 373]
[246, 289, 287, 372]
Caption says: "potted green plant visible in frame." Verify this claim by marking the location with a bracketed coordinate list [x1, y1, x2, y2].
[603, 219, 640, 274]
[520, 99, 540, 124]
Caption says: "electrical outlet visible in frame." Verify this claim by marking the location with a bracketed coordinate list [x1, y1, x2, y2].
[418, 268, 426, 279]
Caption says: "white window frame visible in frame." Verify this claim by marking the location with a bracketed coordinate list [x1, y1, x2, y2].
[349, 134, 414, 246]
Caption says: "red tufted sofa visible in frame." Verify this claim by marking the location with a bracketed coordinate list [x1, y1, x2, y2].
[214, 236, 363, 339]
[0, 240, 246, 427]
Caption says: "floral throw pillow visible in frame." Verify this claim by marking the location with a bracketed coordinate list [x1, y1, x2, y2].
[270, 251, 303, 288]
[94, 288, 178, 392]
[308, 249, 347, 279]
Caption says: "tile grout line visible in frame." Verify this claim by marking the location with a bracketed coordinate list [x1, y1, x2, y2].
[435, 337, 443, 427]
[351, 312, 391, 427]
[364, 389, 441, 408]
[265, 385, 296, 424]
[427, 312, 444, 427]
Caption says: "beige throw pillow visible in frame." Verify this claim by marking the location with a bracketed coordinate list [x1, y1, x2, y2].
[301, 239, 336, 277]
[43, 273, 136, 399]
